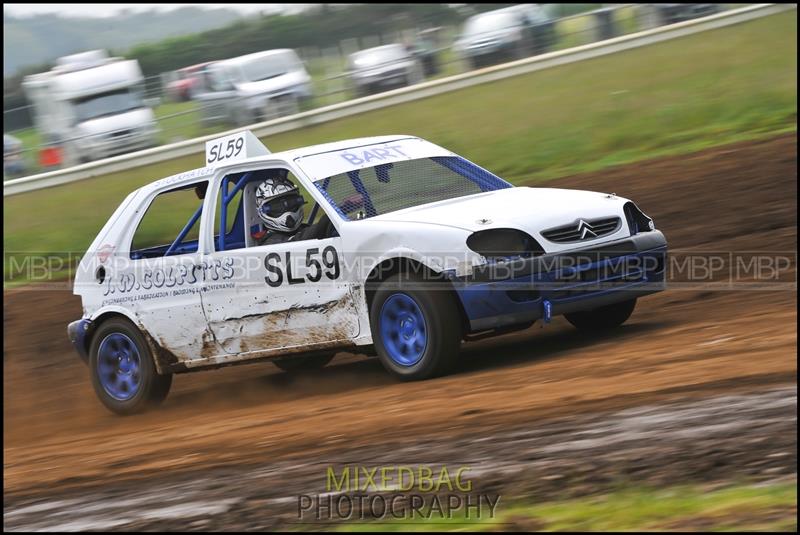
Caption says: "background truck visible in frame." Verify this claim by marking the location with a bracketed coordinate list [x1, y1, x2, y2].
[22, 50, 159, 167]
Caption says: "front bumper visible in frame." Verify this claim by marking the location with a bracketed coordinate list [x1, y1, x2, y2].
[448, 231, 668, 332]
[464, 40, 515, 58]
[67, 318, 93, 364]
[353, 69, 409, 88]
[85, 130, 158, 160]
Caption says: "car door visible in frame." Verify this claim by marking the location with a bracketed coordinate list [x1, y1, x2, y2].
[117, 180, 213, 363]
[199, 168, 360, 357]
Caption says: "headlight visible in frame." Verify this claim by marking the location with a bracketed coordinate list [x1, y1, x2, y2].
[466, 228, 545, 261]
[624, 202, 655, 235]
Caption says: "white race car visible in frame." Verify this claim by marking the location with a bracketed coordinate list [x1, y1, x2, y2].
[68, 131, 667, 414]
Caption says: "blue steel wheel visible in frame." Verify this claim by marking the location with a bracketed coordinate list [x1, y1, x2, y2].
[88, 318, 172, 415]
[97, 333, 141, 401]
[369, 272, 462, 381]
[379, 293, 428, 366]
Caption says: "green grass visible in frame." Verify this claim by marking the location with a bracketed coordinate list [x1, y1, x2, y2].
[334, 481, 797, 532]
[3, 12, 797, 283]
[11, 126, 40, 151]
[153, 100, 218, 144]
[555, 12, 596, 50]
[0, 5, 749, 174]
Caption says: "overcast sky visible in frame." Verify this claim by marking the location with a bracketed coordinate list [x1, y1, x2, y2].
[4, 4, 312, 18]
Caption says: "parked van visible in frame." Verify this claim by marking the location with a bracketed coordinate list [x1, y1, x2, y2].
[454, 5, 556, 69]
[22, 50, 159, 166]
[194, 49, 312, 127]
[347, 44, 423, 97]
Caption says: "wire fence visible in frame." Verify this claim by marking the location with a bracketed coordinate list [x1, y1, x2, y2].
[2, 4, 732, 180]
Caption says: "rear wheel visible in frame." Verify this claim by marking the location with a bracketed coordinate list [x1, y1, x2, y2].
[89, 318, 172, 415]
[564, 298, 637, 331]
[273, 353, 335, 373]
[370, 273, 462, 380]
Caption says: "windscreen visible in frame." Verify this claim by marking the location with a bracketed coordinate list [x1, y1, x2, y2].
[73, 87, 144, 123]
[463, 12, 516, 37]
[314, 156, 512, 221]
[350, 45, 408, 69]
[240, 52, 297, 82]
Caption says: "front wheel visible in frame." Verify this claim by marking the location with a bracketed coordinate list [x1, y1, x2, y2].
[564, 298, 637, 331]
[89, 318, 172, 415]
[370, 273, 462, 380]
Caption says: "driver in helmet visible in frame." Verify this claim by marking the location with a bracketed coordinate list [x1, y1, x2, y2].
[251, 171, 307, 245]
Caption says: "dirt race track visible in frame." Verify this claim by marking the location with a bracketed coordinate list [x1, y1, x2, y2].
[3, 133, 797, 530]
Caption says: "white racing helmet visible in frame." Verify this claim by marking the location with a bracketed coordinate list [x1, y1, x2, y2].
[254, 175, 305, 233]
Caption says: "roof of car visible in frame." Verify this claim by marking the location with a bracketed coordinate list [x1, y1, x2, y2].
[142, 135, 418, 194]
[281, 135, 416, 160]
[219, 49, 297, 67]
[351, 43, 406, 56]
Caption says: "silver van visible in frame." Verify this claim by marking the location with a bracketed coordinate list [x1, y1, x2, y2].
[346, 44, 423, 97]
[454, 5, 556, 69]
[195, 49, 312, 126]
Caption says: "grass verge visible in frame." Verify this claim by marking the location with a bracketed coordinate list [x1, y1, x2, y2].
[334, 480, 797, 532]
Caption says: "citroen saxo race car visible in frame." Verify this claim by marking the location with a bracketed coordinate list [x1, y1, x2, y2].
[68, 131, 667, 414]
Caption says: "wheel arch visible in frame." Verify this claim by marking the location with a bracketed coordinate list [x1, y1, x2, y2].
[363, 255, 469, 337]
[76, 308, 134, 357]
[86, 307, 172, 375]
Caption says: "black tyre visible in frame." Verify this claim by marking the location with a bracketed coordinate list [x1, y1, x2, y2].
[88, 317, 172, 415]
[148, 372, 173, 406]
[369, 273, 462, 380]
[564, 298, 637, 331]
[273, 353, 335, 373]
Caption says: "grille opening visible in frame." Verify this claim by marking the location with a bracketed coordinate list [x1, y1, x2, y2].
[541, 217, 621, 243]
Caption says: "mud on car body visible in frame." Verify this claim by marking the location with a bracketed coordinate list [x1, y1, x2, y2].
[68, 130, 667, 414]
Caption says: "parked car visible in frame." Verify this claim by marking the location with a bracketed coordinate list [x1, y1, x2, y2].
[347, 44, 424, 97]
[454, 4, 557, 69]
[655, 4, 720, 25]
[193, 49, 312, 127]
[68, 130, 667, 414]
[3, 134, 27, 176]
[165, 62, 212, 102]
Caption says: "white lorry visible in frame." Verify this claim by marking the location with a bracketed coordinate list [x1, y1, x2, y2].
[22, 50, 159, 166]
